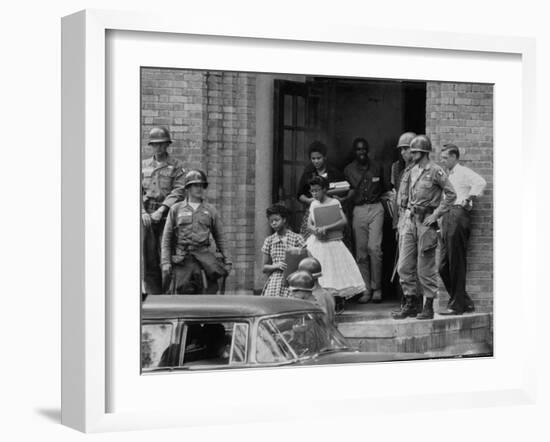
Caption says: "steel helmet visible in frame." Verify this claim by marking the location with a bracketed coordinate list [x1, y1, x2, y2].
[297, 257, 322, 280]
[410, 135, 433, 153]
[183, 169, 209, 188]
[287, 270, 314, 291]
[148, 127, 172, 145]
[396, 131, 417, 148]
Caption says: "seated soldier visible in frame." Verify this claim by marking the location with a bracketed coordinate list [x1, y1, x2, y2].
[161, 169, 232, 294]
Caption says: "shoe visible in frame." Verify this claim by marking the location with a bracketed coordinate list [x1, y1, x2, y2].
[464, 304, 475, 313]
[438, 308, 463, 316]
[357, 292, 372, 304]
[392, 296, 418, 319]
[416, 298, 434, 320]
[371, 289, 382, 304]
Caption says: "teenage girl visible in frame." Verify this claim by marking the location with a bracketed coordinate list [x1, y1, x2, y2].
[261, 204, 305, 297]
[305, 176, 366, 303]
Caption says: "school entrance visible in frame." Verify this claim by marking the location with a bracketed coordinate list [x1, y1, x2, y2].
[272, 77, 427, 300]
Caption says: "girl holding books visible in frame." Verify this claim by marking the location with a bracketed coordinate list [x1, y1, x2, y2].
[305, 176, 366, 302]
[261, 204, 306, 297]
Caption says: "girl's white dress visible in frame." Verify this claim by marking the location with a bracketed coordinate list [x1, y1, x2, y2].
[305, 198, 366, 299]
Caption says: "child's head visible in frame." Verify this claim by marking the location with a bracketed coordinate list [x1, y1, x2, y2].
[308, 175, 329, 201]
[298, 257, 322, 281]
[266, 204, 290, 233]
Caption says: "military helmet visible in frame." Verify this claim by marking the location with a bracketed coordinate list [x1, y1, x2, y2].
[297, 257, 322, 280]
[148, 127, 172, 145]
[410, 135, 433, 153]
[396, 131, 417, 149]
[287, 270, 314, 291]
[183, 169, 209, 188]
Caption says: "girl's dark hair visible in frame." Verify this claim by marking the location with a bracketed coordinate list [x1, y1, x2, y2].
[266, 203, 290, 219]
[308, 141, 328, 158]
[308, 175, 329, 190]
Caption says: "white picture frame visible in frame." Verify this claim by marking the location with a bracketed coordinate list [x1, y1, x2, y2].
[61, 9, 537, 433]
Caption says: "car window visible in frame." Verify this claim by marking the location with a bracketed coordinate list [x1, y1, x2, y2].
[230, 323, 248, 365]
[182, 322, 247, 368]
[141, 322, 175, 370]
[256, 319, 296, 363]
[257, 313, 348, 362]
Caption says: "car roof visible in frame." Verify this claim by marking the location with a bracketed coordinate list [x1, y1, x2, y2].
[142, 295, 323, 320]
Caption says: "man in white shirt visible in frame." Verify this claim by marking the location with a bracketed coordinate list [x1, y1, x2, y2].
[438, 144, 487, 315]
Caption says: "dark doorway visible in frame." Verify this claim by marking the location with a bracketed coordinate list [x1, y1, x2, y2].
[273, 77, 426, 300]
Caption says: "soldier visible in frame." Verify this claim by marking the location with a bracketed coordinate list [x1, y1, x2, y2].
[287, 270, 316, 301]
[297, 257, 336, 325]
[160, 169, 231, 294]
[438, 143, 486, 315]
[390, 132, 424, 316]
[141, 127, 186, 294]
[391, 131, 417, 231]
[393, 135, 457, 320]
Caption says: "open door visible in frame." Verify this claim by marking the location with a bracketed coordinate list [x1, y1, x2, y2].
[273, 80, 323, 231]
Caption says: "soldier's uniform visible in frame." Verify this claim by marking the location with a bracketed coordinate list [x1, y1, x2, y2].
[160, 171, 230, 294]
[396, 135, 456, 319]
[141, 128, 186, 294]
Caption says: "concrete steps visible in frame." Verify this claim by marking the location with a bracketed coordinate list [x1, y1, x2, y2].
[336, 302, 493, 357]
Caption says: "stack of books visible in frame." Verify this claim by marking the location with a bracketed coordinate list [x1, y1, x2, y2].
[328, 180, 350, 196]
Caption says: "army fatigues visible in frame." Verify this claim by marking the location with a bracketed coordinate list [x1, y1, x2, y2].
[391, 162, 424, 309]
[397, 162, 456, 299]
[141, 155, 186, 294]
[161, 199, 229, 294]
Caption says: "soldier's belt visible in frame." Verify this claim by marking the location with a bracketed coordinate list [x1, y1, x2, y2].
[409, 205, 435, 222]
[171, 245, 210, 263]
[144, 200, 163, 212]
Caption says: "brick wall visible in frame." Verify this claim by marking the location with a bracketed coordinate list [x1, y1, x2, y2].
[141, 68, 257, 293]
[425, 82, 493, 312]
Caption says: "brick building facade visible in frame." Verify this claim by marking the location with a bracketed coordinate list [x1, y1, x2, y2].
[141, 69, 257, 294]
[141, 68, 493, 311]
[426, 82, 493, 311]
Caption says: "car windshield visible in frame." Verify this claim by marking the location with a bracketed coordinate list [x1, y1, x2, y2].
[256, 312, 349, 363]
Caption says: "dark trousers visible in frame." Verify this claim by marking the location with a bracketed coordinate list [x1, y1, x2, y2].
[169, 251, 226, 294]
[439, 207, 475, 313]
[142, 219, 165, 294]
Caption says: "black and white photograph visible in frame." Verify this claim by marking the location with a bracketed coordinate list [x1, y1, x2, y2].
[140, 68, 493, 372]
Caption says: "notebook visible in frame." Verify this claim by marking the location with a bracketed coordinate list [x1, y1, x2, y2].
[312, 204, 344, 241]
[283, 247, 310, 282]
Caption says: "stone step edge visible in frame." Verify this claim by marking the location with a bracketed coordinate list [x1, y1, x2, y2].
[339, 317, 492, 338]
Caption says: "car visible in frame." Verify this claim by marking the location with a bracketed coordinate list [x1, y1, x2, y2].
[141, 295, 427, 373]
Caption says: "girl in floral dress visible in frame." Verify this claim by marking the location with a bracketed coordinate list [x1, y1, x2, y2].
[305, 176, 366, 302]
[261, 204, 306, 297]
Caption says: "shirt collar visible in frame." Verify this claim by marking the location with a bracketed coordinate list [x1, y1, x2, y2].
[413, 161, 432, 173]
[182, 198, 204, 210]
[449, 162, 462, 174]
[150, 153, 174, 166]
[272, 231, 288, 244]
[354, 158, 370, 170]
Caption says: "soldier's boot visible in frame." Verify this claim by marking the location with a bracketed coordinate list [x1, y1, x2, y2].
[391, 296, 418, 319]
[416, 297, 434, 320]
